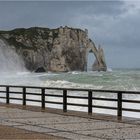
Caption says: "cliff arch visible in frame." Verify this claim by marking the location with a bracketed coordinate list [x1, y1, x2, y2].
[85, 40, 107, 71]
[87, 50, 95, 71]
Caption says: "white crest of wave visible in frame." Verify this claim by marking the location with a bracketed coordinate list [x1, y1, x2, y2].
[44, 80, 103, 89]
[0, 39, 27, 73]
[107, 67, 113, 72]
[71, 71, 81, 75]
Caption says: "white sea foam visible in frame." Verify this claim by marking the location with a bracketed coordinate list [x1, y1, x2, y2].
[71, 71, 81, 75]
[107, 67, 113, 72]
[16, 72, 30, 75]
[44, 80, 103, 89]
[0, 39, 27, 73]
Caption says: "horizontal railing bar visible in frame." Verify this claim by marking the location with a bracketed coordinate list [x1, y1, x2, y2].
[122, 108, 140, 112]
[9, 98, 22, 101]
[67, 103, 88, 107]
[26, 99, 41, 103]
[0, 85, 140, 94]
[26, 92, 41, 96]
[92, 97, 117, 101]
[0, 85, 41, 89]
[2, 96, 140, 103]
[8, 91, 22, 94]
[0, 91, 6, 93]
[0, 97, 6, 99]
[45, 101, 62, 105]
[45, 94, 63, 97]
[121, 92, 140, 95]
[93, 105, 117, 110]
[67, 95, 88, 99]
[122, 99, 140, 104]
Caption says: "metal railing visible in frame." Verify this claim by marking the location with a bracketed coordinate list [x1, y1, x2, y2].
[0, 85, 140, 118]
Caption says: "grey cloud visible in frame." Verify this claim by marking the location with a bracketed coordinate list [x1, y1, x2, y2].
[0, 1, 125, 29]
[0, 1, 139, 68]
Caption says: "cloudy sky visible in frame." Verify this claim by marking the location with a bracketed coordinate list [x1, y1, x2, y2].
[0, 1, 140, 69]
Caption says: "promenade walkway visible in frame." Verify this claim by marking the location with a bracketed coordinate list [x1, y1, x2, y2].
[0, 104, 140, 140]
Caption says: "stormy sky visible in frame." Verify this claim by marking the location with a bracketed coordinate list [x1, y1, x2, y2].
[0, 1, 140, 69]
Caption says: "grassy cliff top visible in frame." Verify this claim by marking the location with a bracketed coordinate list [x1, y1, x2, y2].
[0, 26, 86, 50]
[0, 26, 85, 35]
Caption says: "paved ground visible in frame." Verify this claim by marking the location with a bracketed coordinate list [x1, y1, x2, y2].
[0, 125, 64, 139]
[0, 105, 140, 140]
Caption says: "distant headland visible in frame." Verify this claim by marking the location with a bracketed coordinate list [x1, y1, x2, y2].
[0, 26, 107, 72]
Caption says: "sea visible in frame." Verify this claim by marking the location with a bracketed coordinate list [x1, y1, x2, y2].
[1, 69, 140, 90]
[0, 69, 140, 118]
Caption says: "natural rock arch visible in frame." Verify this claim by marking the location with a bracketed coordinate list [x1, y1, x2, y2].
[86, 50, 95, 71]
[85, 39, 107, 71]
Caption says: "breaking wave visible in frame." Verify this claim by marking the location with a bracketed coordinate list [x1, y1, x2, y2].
[0, 39, 27, 73]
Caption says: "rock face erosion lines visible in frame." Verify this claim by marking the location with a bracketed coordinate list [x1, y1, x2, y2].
[0, 26, 107, 72]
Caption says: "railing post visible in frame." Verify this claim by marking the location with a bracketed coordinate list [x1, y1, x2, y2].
[63, 90, 67, 112]
[41, 88, 45, 109]
[6, 86, 9, 104]
[23, 87, 26, 106]
[88, 90, 92, 114]
[117, 92, 122, 117]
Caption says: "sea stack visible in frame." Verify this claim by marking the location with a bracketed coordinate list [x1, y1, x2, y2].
[0, 26, 107, 72]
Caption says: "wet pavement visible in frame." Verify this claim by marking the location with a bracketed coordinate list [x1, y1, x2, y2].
[0, 105, 140, 140]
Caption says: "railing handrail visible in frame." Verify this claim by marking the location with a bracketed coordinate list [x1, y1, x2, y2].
[0, 84, 140, 94]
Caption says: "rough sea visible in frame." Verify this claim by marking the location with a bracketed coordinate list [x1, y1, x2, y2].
[1, 69, 140, 91]
[0, 69, 140, 118]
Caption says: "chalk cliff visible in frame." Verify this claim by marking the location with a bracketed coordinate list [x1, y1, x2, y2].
[0, 26, 107, 72]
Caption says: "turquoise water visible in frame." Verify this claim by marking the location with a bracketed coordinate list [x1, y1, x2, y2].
[40, 69, 140, 91]
[1, 69, 140, 91]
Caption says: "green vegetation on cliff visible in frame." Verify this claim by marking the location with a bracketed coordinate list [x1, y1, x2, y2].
[0, 27, 59, 50]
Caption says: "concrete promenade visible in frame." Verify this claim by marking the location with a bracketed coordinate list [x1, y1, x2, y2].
[0, 104, 140, 140]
